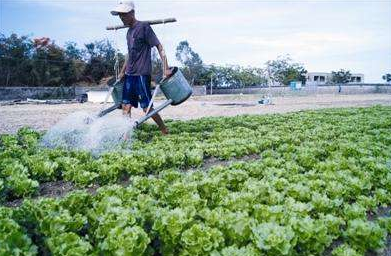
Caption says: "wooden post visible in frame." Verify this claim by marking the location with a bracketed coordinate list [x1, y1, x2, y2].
[210, 75, 213, 95]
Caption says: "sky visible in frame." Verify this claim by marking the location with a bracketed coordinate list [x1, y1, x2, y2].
[1, 0, 390, 82]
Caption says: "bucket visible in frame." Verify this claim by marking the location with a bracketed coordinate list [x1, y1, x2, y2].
[111, 79, 123, 105]
[160, 67, 192, 105]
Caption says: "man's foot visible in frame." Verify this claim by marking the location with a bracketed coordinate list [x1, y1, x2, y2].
[123, 129, 133, 141]
[123, 132, 129, 141]
[161, 127, 169, 136]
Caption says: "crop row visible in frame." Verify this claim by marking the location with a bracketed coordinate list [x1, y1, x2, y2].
[1, 106, 391, 255]
[1, 106, 390, 201]
[1, 106, 391, 201]
[1, 152, 390, 255]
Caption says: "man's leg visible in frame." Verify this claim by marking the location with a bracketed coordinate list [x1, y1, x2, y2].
[139, 75, 168, 135]
[122, 104, 132, 117]
[122, 75, 138, 119]
[122, 75, 132, 118]
[143, 107, 168, 135]
[121, 104, 133, 140]
[122, 75, 138, 140]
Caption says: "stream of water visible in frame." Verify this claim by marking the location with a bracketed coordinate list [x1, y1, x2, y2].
[40, 111, 135, 155]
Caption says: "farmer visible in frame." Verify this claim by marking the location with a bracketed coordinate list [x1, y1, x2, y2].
[111, 1, 171, 135]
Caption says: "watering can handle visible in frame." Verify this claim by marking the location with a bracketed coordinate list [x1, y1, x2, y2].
[145, 83, 160, 115]
[145, 67, 174, 114]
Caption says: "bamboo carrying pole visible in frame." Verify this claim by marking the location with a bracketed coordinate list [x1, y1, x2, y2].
[106, 18, 177, 30]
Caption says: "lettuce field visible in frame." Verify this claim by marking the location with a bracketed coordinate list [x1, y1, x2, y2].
[1, 106, 391, 255]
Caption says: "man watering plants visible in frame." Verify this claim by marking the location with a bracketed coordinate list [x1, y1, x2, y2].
[111, 1, 171, 135]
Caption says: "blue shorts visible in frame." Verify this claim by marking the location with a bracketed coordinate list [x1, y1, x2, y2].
[122, 75, 152, 109]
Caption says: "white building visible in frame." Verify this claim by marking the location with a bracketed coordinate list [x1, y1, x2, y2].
[306, 72, 364, 85]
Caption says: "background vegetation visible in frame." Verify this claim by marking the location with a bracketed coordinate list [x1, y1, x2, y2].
[1, 33, 312, 88]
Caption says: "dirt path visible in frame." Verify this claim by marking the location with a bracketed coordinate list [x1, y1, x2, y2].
[1, 93, 391, 134]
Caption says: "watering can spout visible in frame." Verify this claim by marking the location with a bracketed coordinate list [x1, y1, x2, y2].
[135, 99, 173, 127]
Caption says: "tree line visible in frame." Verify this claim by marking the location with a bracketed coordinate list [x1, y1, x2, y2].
[3, 33, 386, 88]
[0, 33, 307, 88]
[173, 41, 306, 88]
[0, 33, 124, 87]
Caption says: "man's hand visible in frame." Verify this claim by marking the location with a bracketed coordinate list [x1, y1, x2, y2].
[163, 67, 172, 78]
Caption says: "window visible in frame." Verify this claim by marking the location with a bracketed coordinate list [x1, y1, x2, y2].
[314, 76, 319, 81]
[357, 77, 361, 83]
[320, 76, 325, 82]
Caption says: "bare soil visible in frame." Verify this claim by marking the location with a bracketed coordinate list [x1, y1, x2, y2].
[1, 93, 391, 134]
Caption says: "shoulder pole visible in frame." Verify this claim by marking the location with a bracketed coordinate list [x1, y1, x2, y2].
[106, 18, 177, 30]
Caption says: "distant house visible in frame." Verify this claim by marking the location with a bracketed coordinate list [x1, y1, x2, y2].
[306, 72, 364, 85]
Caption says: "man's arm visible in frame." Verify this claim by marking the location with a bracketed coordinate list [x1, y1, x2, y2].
[156, 44, 171, 78]
[144, 23, 171, 78]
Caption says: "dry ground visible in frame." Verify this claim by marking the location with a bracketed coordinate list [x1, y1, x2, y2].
[1, 93, 391, 134]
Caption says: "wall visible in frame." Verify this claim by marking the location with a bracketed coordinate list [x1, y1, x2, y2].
[2, 84, 389, 101]
[209, 84, 391, 96]
[190, 86, 207, 96]
[148, 85, 207, 97]
[0, 86, 75, 101]
[77, 85, 207, 103]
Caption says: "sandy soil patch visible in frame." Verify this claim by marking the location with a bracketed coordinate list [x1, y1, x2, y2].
[1, 93, 391, 134]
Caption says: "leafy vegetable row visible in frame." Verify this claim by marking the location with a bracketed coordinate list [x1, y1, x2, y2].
[1, 106, 390, 201]
[1, 106, 391, 255]
[1, 154, 390, 255]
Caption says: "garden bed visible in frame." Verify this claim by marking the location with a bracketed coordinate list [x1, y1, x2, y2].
[1, 106, 391, 255]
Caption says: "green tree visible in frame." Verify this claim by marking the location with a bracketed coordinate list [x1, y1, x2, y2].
[265, 56, 307, 86]
[175, 40, 205, 85]
[63, 42, 86, 82]
[83, 40, 122, 84]
[64, 42, 83, 60]
[382, 73, 391, 83]
[0, 34, 84, 86]
[0, 33, 34, 86]
[201, 65, 266, 89]
[0, 33, 127, 86]
[30, 42, 76, 86]
[331, 69, 352, 84]
[151, 48, 163, 83]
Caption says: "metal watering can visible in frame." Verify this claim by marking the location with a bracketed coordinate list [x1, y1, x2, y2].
[98, 67, 192, 127]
